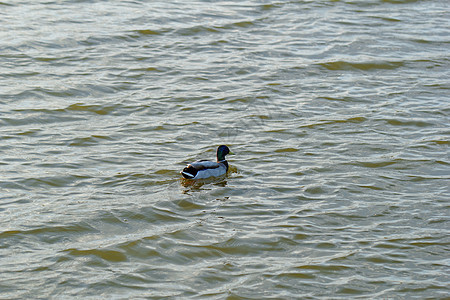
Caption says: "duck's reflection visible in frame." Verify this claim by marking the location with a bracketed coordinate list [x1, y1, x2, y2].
[180, 176, 228, 193]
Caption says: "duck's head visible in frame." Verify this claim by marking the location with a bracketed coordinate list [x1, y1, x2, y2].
[217, 145, 233, 162]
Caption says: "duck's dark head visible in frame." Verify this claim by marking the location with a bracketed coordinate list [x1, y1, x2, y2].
[217, 145, 233, 162]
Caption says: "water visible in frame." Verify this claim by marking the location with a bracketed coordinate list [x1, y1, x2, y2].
[1, 0, 449, 298]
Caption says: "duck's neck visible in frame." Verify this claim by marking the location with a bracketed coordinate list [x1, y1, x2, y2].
[217, 150, 228, 170]
[218, 159, 229, 171]
[217, 153, 226, 162]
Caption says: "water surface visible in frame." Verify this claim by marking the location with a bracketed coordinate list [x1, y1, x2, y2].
[1, 0, 449, 298]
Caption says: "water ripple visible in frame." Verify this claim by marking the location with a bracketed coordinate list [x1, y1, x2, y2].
[0, 0, 449, 298]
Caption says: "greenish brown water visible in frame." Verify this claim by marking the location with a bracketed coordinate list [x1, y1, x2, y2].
[1, 0, 449, 299]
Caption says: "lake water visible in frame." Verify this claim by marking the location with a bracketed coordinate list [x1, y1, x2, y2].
[1, 0, 449, 298]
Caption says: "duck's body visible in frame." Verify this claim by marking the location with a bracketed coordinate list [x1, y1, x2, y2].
[181, 145, 233, 179]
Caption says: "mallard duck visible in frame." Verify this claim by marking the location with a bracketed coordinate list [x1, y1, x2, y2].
[181, 145, 233, 179]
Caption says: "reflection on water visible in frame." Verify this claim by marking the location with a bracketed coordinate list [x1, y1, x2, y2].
[181, 177, 229, 192]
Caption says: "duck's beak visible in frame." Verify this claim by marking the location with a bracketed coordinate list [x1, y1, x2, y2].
[228, 151, 235, 155]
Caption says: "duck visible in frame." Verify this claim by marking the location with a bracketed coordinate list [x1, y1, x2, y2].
[181, 145, 233, 179]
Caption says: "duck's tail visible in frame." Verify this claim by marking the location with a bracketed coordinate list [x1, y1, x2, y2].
[181, 166, 196, 179]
